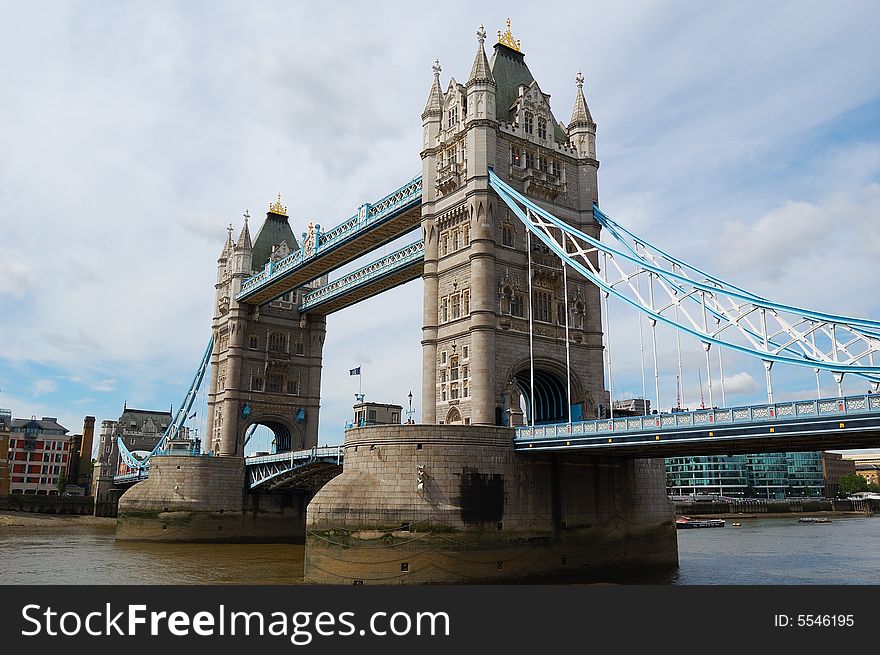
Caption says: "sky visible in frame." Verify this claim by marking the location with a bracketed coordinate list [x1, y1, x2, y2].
[1, 1, 879, 455]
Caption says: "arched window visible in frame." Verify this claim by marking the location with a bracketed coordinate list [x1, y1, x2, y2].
[510, 145, 521, 166]
[502, 223, 515, 247]
[248, 335, 258, 349]
[533, 290, 553, 323]
[267, 373, 283, 393]
[524, 112, 534, 135]
[268, 332, 286, 353]
[524, 151, 534, 169]
[537, 117, 547, 140]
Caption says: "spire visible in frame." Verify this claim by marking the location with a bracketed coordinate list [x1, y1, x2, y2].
[219, 221, 234, 260]
[268, 193, 288, 217]
[496, 17, 522, 53]
[422, 59, 443, 118]
[468, 25, 493, 84]
[569, 71, 594, 127]
[237, 209, 252, 251]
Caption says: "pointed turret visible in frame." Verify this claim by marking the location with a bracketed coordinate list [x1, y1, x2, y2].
[468, 25, 493, 85]
[569, 71, 594, 127]
[422, 60, 444, 120]
[567, 71, 597, 159]
[251, 193, 298, 271]
[233, 210, 253, 274]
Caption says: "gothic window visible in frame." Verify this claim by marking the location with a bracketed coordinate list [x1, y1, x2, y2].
[455, 229, 462, 250]
[447, 106, 458, 129]
[441, 234, 448, 256]
[450, 384, 460, 400]
[251, 376, 263, 392]
[463, 225, 470, 245]
[248, 335, 258, 349]
[463, 345, 469, 359]
[524, 112, 534, 135]
[281, 292, 292, 302]
[268, 332, 286, 353]
[502, 224, 515, 247]
[557, 301, 567, 325]
[463, 381, 469, 397]
[450, 357, 460, 381]
[295, 341, 304, 355]
[539, 156, 548, 173]
[287, 379, 300, 395]
[440, 370, 447, 383]
[510, 145, 521, 166]
[524, 151, 534, 169]
[537, 117, 547, 140]
[451, 294, 460, 319]
[533, 290, 553, 323]
[267, 373, 283, 394]
[551, 160, 560, 177]
[441, 297, 448, 322]
[511, 294, 525, 317]
[462, 290, 470, 315]
[441, 386, 447, 401]
[447, 147, 457, 164]
[441, 350, 447, 365]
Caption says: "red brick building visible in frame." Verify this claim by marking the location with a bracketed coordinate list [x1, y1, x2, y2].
[7, 416, 73, 495]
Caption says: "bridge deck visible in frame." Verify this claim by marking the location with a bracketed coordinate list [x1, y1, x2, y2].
[514, 394, 880, 457]
[237, 177, 422, 305]
[299, 241, 424, 314]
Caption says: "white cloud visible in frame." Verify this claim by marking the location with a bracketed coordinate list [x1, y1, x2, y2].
[31, 379, 58, 397]
[0, 250, 33, 298]
[91, 378, 117, 392]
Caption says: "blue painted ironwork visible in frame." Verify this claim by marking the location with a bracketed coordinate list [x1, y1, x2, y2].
[298, 240, 424, 312]
[488, 170, 880, 383]
[237, 176, 422, 301]
[515, 392, 880, 452]
[115, 336, 213, 477]
[245, 446, 343, 489]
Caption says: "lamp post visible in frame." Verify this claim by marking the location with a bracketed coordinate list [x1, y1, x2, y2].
[406, 391, 415, 424]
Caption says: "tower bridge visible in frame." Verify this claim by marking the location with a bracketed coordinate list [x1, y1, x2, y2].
[112, 20, 880, 583]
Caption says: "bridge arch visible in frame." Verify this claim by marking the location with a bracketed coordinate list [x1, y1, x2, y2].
[241, 414, 300, 455]
[505, 359, 584, 426]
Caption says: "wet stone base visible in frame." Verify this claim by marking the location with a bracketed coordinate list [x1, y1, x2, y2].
[305, 523, 678, 584]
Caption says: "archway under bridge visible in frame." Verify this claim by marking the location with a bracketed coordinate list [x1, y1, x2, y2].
[507, 363, 585, 426]
[241, 415, 300, 456]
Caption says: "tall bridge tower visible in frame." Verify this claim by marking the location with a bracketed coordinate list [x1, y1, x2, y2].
[206, 199, 326, 457]
[420, 22, 605, 427]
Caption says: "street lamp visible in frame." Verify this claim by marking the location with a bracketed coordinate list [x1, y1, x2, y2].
[406, 391, 415, 424]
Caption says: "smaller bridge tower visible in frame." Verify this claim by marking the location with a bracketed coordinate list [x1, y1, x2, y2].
[206, 198, 326, 457]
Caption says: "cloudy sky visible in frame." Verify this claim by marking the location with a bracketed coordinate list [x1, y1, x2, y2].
[1, 1, 879, 454]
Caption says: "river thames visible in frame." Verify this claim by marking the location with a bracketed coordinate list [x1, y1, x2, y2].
[2, 514, 879, 585]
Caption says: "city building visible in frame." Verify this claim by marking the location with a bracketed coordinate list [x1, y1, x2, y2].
[95, 406, 173, 476]
[7, 416, 73, 495]
[821, 451, 856, 497]
[841, 453, 880, 486]
[667, 451, 825, 498]
[0, 409, 10, 496]
[612, 398, 651, 416]
[352, 401, 403, 427]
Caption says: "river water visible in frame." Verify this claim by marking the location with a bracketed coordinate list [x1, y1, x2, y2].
[2, 515, 879, 585]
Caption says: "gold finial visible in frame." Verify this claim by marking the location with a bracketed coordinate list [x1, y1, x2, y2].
[497, 17, 522, 53]
[269, 193, 288, 217]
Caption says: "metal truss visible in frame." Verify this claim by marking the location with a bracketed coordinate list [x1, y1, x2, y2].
[299, 240, 424, 312]
[239, 175, 423, 297]
[116, 337, 214, 472]
[489, 170, 880, 390]
[245, 447, 343, 490]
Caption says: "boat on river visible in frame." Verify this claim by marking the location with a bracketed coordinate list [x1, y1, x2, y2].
[798, 517, 832, 524]
[676, 517, 725, 529]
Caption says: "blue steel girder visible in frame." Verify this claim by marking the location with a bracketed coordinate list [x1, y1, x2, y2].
[298, 241, 425, 314]
[515, 393, 880, 457]
[245, 447, 343, 490]
[488, 170, 880, 383]
[236, 176, 423, 306]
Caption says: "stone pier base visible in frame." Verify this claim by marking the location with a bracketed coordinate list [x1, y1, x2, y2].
[115, 455, 307, 543]
[305, 425, 678, 584]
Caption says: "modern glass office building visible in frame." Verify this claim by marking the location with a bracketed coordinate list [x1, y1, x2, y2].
[667, 451, 825, 498]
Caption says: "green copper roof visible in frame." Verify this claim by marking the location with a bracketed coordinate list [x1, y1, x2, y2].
[489, 43, 567, 143]
[252, 211, 299, 271]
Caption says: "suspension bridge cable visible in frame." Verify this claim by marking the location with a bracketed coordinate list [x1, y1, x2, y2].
[562, 231, 572, 424]
[649, 271, 661, 414]
[527, 229, 535, 429]
[636, 256, 648, 415]
[602, 250, 615, 420]
[701, 291, 714, 408]
[716, 319, 727, 407]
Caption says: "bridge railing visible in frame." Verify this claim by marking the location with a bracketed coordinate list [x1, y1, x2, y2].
[514, 393, 880, 441]
[244, 446, 343, 466]
[239, 176, 422, 297]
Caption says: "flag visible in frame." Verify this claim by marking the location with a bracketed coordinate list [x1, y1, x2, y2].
[349, 367, 361, 375]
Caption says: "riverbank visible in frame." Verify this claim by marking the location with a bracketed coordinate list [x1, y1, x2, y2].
[677, 510, 871, 520]
[0, 510, 115, 529]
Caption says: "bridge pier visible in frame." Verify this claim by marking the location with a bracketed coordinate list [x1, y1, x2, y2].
[115, 455, 309, 543]
[305, 425, 677, 584]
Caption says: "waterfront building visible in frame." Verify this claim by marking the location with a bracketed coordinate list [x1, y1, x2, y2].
[612, 398, 650, 416]
[352, 401, 403, 427]
[0, 409, 10, 496]
[841, 454, 880, 486]
[95, 406, 173, 475]
[7, 416, 73, 495]
[667, 451, 825, 498]
[820, 451, 856, 497]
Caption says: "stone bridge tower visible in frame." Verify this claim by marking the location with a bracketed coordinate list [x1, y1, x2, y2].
[206, 197, 326, 457]
[420, 22, 605, 427]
